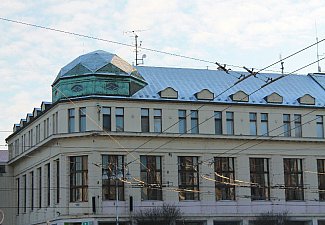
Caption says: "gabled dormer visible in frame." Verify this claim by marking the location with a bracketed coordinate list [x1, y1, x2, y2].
[158, 87, 178, 99]
[195, 89, 214, 100]
[230, 90, 249, 102]
[26, 113, 33, 123]
[41, 102, 52, 112]
[13, 124, 20, 132]
[20, 119, 26, 128]
[264, 92, 283, 104]
[33, 108, 41, 118]
[298, 94, 315, 105]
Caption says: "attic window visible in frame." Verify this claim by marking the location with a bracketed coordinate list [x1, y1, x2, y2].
[231, 90, 249, 102]
[195, 89, 214, 100]
[158, 87, 178, 99]
[264, 92, 283, 104]
[298, 94, 315, 105]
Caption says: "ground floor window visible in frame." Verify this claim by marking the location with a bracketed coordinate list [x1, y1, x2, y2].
[214, 222, 240, 225]
[98, 222, 129, 225]
[177, 222, 204, 225]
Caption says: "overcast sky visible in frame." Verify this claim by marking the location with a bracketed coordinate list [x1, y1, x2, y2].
[1, 0, 325, 149]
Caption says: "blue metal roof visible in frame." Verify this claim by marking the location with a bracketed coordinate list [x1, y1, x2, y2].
[133, 66, 325, 107]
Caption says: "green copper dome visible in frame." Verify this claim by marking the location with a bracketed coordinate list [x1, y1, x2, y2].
[52, 50, 147, 102]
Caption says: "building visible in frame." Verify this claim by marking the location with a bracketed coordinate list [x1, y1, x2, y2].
[2, 50, 325, 225]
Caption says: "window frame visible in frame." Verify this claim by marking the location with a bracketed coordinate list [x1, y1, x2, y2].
[317, 115, 324, 138]
[226, 112, 234, 135]
[70, 156, 88, 202]
[249, 158, 270, 201]
[68, 108, 75, 133]
[214, 157, 236, 201]
[249, 112, 257, 135]
[79, 107, 86, 132]
[102, 107, 111, 131]
[317, 159, 325, 201]
[283, 158, 304, 201]
[190, 110, 199, 134]
[294, 114, 302, 137]
[178, 110, 187, 134]
[283, 114, 291, 137]
[141, 108, 150, 132]
[214, 111, 222, 135]
[260, 113, 269, 136]
[154, 109, 162, 133]
[116, 107, 124, 132]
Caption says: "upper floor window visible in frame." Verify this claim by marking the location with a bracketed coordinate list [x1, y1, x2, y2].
[294, 114, 302, 137]
[70, 156, 88, 202]
[46, 163, 50, 206]
[226, 112, 234, 135]
[0, 165, 5, 173]
[283, 158, 304, 201]
[250, 158, 270, 200]
[141, 108, 149, 132]
[79, 107, 86, 132]
[52, 112, 58, 134]
[214, 111, 222, 135]
[37, 167, 42, 208]
[140, 156, 162, 200]
[178, 156, 199, 201]
[102, 107, 111, 131]
[14, 139, 19, 156]
[179, 110, 187, 134]
[102, 155, 124, 201]
[30, 171, 34, 210]
[260, 113, 269, 136]
[191, 110, 199, 134]
[283, 114, 291, 137]
[317, 159, 325, 201]
[317, 115, 324, 138]
[154, 109, 162, 133]
[30, 129, 33, 148]
[36, 124, 40, 143]
[68, 109, 75, 133]
[249, 113, 257, 135]
[116, 108, 124, 132]
[215, 157, 235, 200]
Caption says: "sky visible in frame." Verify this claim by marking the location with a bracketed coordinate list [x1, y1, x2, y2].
[0, 0, 325, 149]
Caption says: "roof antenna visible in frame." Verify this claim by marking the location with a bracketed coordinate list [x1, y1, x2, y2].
[315, 21, 321, 72]
[124, 30, 147, 66]
[279, 54, 284, 74]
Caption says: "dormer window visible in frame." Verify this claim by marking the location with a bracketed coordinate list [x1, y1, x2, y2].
[194, 89, 214, 100]
[158, 87, 178, 99]
[264, 92, 283, 104]
[297, 94, 315, 105]
[230, 90, 249, 102]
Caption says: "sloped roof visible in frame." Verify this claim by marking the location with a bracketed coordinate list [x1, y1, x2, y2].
[133, 66, 325, 107]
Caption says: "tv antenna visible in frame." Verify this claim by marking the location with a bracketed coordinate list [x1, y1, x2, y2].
[279, 54, 284, 74]
[124, 30, 147, 66]
[315, 22, 322, 72]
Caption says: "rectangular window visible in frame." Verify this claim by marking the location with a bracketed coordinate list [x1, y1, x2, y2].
[178, 156, 199, 200]
[215, 157, 235, 200]
[250, 158, 270, 200]
[17, 178, 20, 214]
[43, 120, 46, 139]
[30, 171, 34, 210]
[191, 110, 199, 134]
[214, 111, 222, 135]
[317, 115, 324, 138]
[249, 113, 257, 135]
[68, 108, 75, 133]
[317, 159, 325, 201]
[36, 124, 40, 143]
[56, 160, 60, 204]
[140, 156, 162, 200]
[46, 163, 50, 206]
[30, 129, 33, 147]
[38, 167, 42, 208]
[23, 134, 26, 151]
[261, 113, 269, 136]
[141, 108, 149, 132]
[102, 155, 124, 201]
[116, 108, 124, 132]
[28, 131, 31, 149]
[52, 113, 56, 134]
[179, 110, 187, 134]
[46, 118, 49, 137]
[79, 107, 86, 132]
[0, 165, 5, 173]
[226, 112, 234, 135]
[283, 158, 304, 201]
[70, 156, 88, 202]
[23, 175, 26, 213]
[154, 109, 162, 133]
[102, 107, 111, 131]
[294, 114, 302, 137]
[283, 114, 291, 137]
[14, 139, 19, 156]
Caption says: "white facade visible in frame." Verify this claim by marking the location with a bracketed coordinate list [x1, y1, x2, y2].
[2, 50, 325, 225]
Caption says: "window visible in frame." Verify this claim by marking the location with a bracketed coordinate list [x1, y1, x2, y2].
[79, 107, 86, 132]
[215, 157, 235, 200]
[283, 158, 304, 201]
[249, 113, 257, 135]
[30, 171, 34, 210]
[191, 110, 199, 134]
[294, 114, 302, 137]
[154, 109, 162, 132]
[140, 156, 162, 200]
[46, 118, 49, 137]
[178, 156, 199, 200]
[102, 107, 111, 131]
[30, 129, 33, 147]
[36, 124, 40, 143]
[56, 160, 60, 204]
[141, 108, 149, 132]
[102, 155, 124, 201]
[17, 178, 20, 214]
[250, 158, 270, 200]
[37, 167, 42, 208]
[179, 110, 187, 134]
[226, 112, 234, 135]
[52, 112, 58, 134]
[68, 108, 75, 133]
[14, 139, 19, 156]
[0, 165, 5, 173]
[214, 111, 222, 135]
[46, 163, 50, 206]
[23, 134, 26, 151]
[44, 119, 49, 139]
[116, 108, 124, 132]
[317, 115, 324, 138]
[70, 156, 88, 202]
[283, 114, 291, 137]
[23, 175, 26, 213]
[317, 159, 325, 201]
[261, 113, 269, 136]
[21, 135, 24, 152]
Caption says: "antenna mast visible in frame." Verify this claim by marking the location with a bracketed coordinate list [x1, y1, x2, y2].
[316, 21, 321, 72]
[124, 30, 147, 66]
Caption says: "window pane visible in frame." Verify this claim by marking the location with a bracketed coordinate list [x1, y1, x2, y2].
[179, 110, 187, 134]
[116, 108, 124, 132]
[141, 108, 149, 132]
[226, 112, 234, 135]
[214, 111, 222, 135]
[191, 110, 199, 134]
[215, 157, 236, 200]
